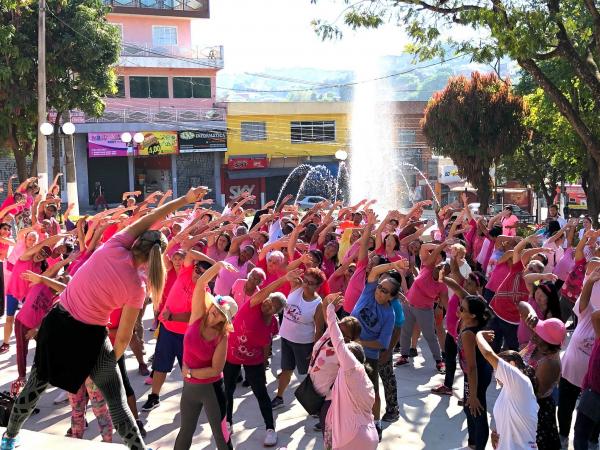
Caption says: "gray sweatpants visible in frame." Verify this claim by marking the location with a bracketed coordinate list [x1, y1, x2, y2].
[174, 380, 233, 450]
[399, 304, 442, 361]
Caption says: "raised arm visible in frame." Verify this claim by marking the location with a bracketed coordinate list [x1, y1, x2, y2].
[21, 270, 67, 294]
[476, 330, 499, 370]
[575, 230, 594, 261]
[21, 234, 66, 260]
[190, 261, 237, 324]
[123, 187, 208, 239]
[513, 234, 538, 265]
[358, 213, 376, 262]
[249, 269, 301, 307]
[367, 260, 409, 283]
[442, 276, 468, 299]
[423, 241, 448, 268]
[326, 301, 360, 370]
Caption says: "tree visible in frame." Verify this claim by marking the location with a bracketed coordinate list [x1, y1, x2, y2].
[421, 72, 527, 213]
[311, 0, 600, 224]
[497, 83, 584, 206]
[0, 0, 120, 181]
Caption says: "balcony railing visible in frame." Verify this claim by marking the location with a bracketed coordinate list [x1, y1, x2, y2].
[104, 0, 209, 18]
[82, 107, 226, 124]
[122, 43, 224, 63]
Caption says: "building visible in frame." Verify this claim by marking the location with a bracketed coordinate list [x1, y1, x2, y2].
[224, 101, 438, 207]
[67, 0, 225, 208]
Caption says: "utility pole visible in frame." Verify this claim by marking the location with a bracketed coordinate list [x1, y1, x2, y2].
[62, 112, 80, 217]
[37, 0, 48, 193]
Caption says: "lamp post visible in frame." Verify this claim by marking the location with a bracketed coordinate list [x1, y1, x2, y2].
[121, 132, 144, 153]
[39, 120, 79, 215]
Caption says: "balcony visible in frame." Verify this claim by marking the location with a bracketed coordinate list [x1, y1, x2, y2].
[104, 0, 209, 18]
[120, 43, 224, 69]
[81, 106, 226, 124]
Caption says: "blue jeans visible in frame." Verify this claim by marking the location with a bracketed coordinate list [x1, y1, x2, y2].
[488, 316, 519, 352]
[574, 410, 600, 450]
[464, 370, 492, 450]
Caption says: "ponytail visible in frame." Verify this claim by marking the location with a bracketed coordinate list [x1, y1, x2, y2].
[147, 243, 166, 310]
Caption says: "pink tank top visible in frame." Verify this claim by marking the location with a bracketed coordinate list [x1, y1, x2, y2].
[183, 317, 224, 384]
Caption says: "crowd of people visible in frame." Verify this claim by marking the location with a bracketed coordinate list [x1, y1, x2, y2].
[0, 174, 598, 450]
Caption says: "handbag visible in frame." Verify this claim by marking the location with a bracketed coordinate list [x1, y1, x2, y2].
[577, 388, 600, 422]
[294, 339, 331, 415]
[0, 391, 15, 427]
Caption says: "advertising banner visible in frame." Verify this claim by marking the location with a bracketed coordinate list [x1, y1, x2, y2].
[178, 129, 226, 153]
[227, 156, 269, 170]
[88, 132, 130, 158]
[137, 131, 178, 156]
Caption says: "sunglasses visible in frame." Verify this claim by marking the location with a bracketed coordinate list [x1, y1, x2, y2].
[376, 284, 391, 295]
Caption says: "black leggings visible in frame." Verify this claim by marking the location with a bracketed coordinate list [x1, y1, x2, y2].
[223, 362, 274, 430]
[7, 338, 145, 449]
[443, 333, 458, 388]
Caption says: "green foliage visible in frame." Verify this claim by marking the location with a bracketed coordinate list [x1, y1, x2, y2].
[421, 71, 527, 211]
[0, 0, 120, 178]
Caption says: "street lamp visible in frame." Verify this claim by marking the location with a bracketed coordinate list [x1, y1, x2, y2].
[121, 131, 145, 155]
[335, 149, 348, 161]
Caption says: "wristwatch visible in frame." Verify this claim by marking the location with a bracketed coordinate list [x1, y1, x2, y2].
[185, 371, 192, 379]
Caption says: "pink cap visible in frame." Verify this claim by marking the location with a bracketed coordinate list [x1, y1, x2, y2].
[535, 318, 566, 346]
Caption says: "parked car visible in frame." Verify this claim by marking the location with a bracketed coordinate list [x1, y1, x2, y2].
[296, 195, 327, 211]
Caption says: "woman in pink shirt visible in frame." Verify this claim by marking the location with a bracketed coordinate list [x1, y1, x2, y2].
[213, 233, 256, 296]
[324, 299, 378, 450]
[2, 187, 209, 450]
[230, 268, 266, 307]
[175, 260, 238, 450]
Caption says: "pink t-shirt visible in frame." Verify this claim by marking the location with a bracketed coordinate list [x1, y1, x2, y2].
[489, 261, 528, 324]
[183, 317, 225, 384]
[447, 294, 460, 339]
[502, 215, 518, 237]
[486, 261, 511, 293]
[227, 301, 277, 366]
[59, 230, 146, 326]
[343, 258, 367, 313]
[322, 258, 336, 279]
[160, 265, 194, 334]
[553, 247, 574, 282]
[7, 258, 41, 300]
[256, 259, 290, 296]
[406, 265, 447, 309]
[67, 250, 91, 276]
[231, 278, 259, 307]
[213, 255, 251, 296]
[207, 245, 228, 262]
[561, 299, 596, 387]
[16, 284, 56, 329]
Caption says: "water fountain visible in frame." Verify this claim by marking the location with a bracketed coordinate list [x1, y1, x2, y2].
[274, 164, 312, 207]
[399, 161, 441, 208]
[295, 165, 336, 203]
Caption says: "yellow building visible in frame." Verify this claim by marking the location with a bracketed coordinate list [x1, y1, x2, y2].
[223, 102, 351, 205]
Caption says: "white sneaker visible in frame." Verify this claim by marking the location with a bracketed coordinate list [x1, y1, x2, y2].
[264, 429, 277, 447]
[53, 390, 69, 404]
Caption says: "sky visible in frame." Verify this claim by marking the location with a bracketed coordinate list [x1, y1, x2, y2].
[191, 0, 412, 72]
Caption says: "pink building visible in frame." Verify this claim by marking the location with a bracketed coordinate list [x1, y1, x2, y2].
[71, 0, 226, 208]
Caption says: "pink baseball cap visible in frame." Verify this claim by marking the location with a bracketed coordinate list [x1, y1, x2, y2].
[535, 318, 566, 346]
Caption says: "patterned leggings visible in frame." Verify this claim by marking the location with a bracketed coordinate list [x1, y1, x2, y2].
[378, 353, 399, 414]
[68, 377, 113, 442]
[7, 338, 146, 449]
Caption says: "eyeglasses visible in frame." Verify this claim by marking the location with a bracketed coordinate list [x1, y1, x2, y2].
[302, 277, 320, 287]
[376, 284, 391, 295]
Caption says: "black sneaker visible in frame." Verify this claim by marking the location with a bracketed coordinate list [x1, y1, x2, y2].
[270, 396, 284, 410]
[409, 348, 418, 358]
[136, 419, 147, 439]
[375, 422, 382, 442]
[141, 394, 160, 411]
[381, 410, 400, 423]
[242, 379, 250, 387]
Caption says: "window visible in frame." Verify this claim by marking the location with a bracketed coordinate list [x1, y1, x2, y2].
[290, 121, 335, 143]
[129, 76, 168, 98]
[173, 77, 211, 98]
[241, 122, 266, 141]
[152, 26, 177, 47]
[107, 76, 125, 98]
[398, 129, 417, 146]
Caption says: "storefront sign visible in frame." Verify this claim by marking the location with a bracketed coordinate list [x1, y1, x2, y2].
[88, 132, 130, 157]
[137, 131, 178, 156]
[227, 156, 269, 170]
[222, 176, 263, 207]
[439, 165, 462, 184]
[178, 129, 226, 153]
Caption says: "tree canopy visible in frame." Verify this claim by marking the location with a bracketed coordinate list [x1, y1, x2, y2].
[421, 72, 527, 212]
[0, 0, 120, 180]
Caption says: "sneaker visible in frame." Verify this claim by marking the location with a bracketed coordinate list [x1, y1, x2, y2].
[138, 364, 150, 377]
[381, 410, 400, 423]
[0, 433, 20, 450]
[431, 384, 453, 396]
[436, 360, 446, 374]
[0, 344, 9, 355]
[65, 428, 73, 438]
[144, 376, 153, 386]
[136, 420, 147, 439]
[53, 390, 69, 404]
[270, 396, 284, 410]
[264, 429, 278, 447]
[409, 347, 418, 358]
[394, 356, 410, 367]
[141, 394, 160, 411]
[375, 422, 382, 442]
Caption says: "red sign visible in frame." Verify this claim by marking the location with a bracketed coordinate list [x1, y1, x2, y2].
[227, 156, 268, 170]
